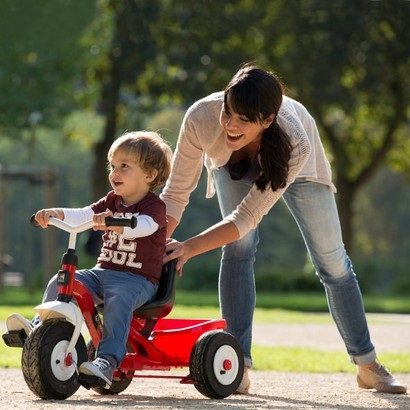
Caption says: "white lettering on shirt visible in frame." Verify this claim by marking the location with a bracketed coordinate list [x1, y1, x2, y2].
[100, 231, 142, 269]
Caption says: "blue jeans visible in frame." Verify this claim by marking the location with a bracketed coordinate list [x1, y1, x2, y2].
[213, 168, 376, 368]
[41, 267, 158, 364]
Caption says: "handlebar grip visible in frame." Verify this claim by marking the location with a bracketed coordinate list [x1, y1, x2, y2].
[105, 216, 137, 229]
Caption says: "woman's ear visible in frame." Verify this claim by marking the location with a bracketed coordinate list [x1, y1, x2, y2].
[262, 114, 275, 129]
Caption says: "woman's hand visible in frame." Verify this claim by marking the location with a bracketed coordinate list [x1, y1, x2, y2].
[164, 238, 192, 276]
[163, 221, 240, 276]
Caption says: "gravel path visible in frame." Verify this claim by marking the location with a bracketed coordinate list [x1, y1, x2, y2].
[1, 313, 409, 409]
[1, 368, 409, 409]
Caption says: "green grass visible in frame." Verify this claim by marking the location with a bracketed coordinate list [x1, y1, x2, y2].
[251, 347, 409, 373]
[0, 287, 44, 306]
[2, 343, 408, 373]
[0, 305, 323, 326]
[1, 288, 409, 372]
[177, 290, 410, 314]
[2, 287, 410, 313]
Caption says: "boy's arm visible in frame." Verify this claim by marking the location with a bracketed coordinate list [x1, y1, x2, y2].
[60, 207, 95, 226]
[121, 215, 159, 239]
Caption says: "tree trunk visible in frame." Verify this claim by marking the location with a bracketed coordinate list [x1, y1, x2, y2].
[90, 4, 126, 201]
[91, 93, 119, 200]
[335, 177, 357, 254]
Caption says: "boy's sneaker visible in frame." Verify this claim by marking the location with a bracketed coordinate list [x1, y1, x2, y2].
[235, 366, 250, 394]
[79, 356, 116, 389]
[6, 313, 33, 337]
[357, 361, 407, 394]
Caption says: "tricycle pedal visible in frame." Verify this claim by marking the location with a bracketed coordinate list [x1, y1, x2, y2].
[78, 373, 108, 390]
[2, 329, 26, 348]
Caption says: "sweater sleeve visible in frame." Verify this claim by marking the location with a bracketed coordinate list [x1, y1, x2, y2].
[160, 105, 205, 224]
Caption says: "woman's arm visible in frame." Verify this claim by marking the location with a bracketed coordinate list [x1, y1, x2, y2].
[160, 113, 205, 226]
[166, 215, 179, 238]
[163, 220, 239, 273]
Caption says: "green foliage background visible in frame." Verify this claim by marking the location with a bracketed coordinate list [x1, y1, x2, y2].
[0, 0, 409, 296]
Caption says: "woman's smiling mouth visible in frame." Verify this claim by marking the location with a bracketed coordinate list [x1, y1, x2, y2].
[227, 133, 243, 142]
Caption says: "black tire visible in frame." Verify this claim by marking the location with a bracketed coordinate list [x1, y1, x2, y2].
[21, 319, 87, 400]
[189, 330, 244, 399]
[86, 340, 134, 395]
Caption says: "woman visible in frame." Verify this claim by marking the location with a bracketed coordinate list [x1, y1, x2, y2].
[161, 64, 406, 395]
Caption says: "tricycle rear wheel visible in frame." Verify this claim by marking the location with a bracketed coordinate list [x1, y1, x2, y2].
[189, 330, 243, 399]
[21, 319, 87, 400]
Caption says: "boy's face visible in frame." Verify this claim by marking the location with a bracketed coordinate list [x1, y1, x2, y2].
[108, 149, 157, 205]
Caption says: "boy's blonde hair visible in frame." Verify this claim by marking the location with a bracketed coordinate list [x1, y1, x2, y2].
[108, 131, 173, 192]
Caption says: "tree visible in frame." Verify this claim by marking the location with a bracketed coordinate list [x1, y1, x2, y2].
[72, 0, 410, 252]
[258, 0, 410, 250]
[0, 0, 97, 137]
[120, 0, 410, 251]
[82, 0, 160, 200]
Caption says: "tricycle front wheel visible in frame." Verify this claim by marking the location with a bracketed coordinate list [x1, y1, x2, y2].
[189, 330, 244, 399]
[21, 319, 87, 400]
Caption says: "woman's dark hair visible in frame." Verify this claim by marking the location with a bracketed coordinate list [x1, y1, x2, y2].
[224, 63, 292, 192]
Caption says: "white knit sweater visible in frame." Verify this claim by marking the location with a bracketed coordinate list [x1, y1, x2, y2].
[161, 91, 336, 239]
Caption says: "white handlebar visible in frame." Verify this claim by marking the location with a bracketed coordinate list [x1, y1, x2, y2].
[47, 217, 95, 234]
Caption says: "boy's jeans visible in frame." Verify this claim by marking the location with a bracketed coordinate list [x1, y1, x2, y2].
[40, 267, 158, 364]
[213, 168, 376, 368]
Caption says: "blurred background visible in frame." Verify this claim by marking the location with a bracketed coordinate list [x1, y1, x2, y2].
[0, 0, 409, 297]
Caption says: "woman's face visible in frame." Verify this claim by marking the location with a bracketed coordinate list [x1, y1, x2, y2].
[219, 95, 274, 151]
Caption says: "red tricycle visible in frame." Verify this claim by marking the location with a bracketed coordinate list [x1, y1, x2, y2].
[2, 216, 243, 400]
